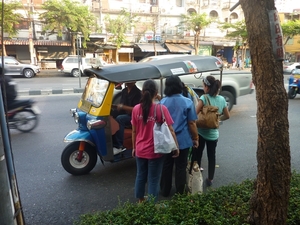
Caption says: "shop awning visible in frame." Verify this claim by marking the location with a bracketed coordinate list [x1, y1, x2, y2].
[136, 43, 167, 52]
[200, 41, 214, 46]
[165, 43, 194, 53]
[118, 47, 134, 53]
[0, 39, 71, 46]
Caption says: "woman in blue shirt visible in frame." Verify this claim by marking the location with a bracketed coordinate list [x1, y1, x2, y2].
[160, 76, 199, 197]
[195, 75, 230, 186]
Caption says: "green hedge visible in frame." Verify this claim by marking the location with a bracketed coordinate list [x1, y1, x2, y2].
[74, 172, 300, 225]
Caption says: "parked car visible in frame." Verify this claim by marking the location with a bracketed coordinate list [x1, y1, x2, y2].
[283, 62, 300, 74]
[0, 56, 40, 78]
[60, 56, 108, 77]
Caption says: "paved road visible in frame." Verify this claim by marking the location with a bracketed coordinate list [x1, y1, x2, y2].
[10, 92, 300, 225]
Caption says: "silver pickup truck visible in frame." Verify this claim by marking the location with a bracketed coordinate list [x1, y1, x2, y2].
[139, 55, 253, 111]
[180, 70, 254, 111]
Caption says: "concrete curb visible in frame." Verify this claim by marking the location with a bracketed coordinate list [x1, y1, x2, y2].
[18, 88, 84, 96]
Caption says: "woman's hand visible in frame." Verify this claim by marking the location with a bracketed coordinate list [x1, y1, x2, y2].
[132, 149, 136, 158]
[172, 149, 180, 158]
[155, 94, 162, 101]
[192, 140, 199, 148]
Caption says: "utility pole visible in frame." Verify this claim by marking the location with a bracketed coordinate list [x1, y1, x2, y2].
[77, 34, 82, 88]
[0, 135, 15, 225]
[28, 0, 36, 65]
[99, 0, 102, 27]
[0, 0, 16, 222]
[0, 79, 25, 225]
[1, 1, 25, 222]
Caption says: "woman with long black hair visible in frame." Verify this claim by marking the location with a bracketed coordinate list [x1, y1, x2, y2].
[195, 75, 230, 186]
[131, 79, 179, 203]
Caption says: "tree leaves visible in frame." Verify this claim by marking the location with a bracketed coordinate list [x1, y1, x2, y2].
[39, 0, 97, 48]
[0, 1, 23, 37]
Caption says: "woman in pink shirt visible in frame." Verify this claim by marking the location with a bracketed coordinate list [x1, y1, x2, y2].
[131, 79, 179, 203]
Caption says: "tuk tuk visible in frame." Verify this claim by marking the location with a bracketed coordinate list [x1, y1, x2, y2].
[288, 65, 300, 99]
[61, 55, 223, 175]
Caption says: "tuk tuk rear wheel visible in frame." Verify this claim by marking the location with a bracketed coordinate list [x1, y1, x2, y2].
[288, 88, 297, 99]
[61, 142, 97, 175]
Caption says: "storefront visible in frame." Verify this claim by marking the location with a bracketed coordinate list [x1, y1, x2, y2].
[134, 43, 167, 61]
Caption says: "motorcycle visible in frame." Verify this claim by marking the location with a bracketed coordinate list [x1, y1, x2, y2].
[61, 55, 224, 175]
[7, 99, 40, 132]
[288, 65, 300, 99]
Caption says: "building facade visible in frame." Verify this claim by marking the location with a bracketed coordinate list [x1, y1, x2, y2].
[86, 0, 244, 63]
[2, 0, 270, 67]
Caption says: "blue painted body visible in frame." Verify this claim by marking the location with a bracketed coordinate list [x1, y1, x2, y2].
[64, 111, 108, 156]
[288, 74, 300, 91]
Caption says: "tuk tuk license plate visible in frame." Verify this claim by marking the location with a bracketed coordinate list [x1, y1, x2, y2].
[81, 100, 92, 112]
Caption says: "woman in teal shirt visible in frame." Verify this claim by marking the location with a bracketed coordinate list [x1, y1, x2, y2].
[195, 75, 230, 186]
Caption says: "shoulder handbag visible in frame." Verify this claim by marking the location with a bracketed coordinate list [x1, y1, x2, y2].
[196, 95, 220, 129]
[153, 104, 177, 154]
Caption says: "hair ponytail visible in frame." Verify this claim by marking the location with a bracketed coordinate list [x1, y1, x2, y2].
[141, 80, 158, 124]
[206, 75, 221, 96]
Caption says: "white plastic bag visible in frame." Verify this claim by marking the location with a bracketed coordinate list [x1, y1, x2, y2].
[153, 104, 177, 154]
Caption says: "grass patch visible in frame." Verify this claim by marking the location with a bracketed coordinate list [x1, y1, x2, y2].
[74, 171, 300, 225]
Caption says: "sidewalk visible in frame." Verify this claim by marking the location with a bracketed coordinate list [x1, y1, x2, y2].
[36, 68, 62, 77]
[18, 69, 84, 96]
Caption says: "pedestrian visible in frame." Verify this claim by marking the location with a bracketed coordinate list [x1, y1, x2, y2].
[131, 79, 179, 203]
[195, 75, 230, 187]
[160, 76, 199, 197]
[238, 56, 242, 70]
[232, 57, 236, 68]
[245, 56, 250, 68]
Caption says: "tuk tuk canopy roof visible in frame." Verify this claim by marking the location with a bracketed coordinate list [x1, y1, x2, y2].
[84, 55, 223, 83]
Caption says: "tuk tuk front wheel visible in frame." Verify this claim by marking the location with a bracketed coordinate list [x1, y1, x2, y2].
[61, 142, 97, 175]
[288, 88, 297, 99]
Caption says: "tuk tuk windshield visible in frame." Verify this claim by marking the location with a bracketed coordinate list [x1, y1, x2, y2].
[82, 77, 109, 107]
[292, 68, 300, 75]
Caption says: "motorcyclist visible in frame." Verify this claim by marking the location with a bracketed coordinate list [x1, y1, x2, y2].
[0, 67, 17, 109]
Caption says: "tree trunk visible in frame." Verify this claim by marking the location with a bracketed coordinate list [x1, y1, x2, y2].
[241, 0, 291, 224]
[3, 44, 7, 56]
[153, 30, 157, 56]
[72, 35, 76, 55]
[116, 48, 119, 64]
[194, 30, 200, 55]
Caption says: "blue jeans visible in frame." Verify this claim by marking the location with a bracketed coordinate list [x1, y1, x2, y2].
[113, 114, 131, 148]
[135, 156, 164, 201]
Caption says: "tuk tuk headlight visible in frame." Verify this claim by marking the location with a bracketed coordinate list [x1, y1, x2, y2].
[74, 112, 80, 124]
[87, 119, 107, 130]
[70, 108, 77, 117]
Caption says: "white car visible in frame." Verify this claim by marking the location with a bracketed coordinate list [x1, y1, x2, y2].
[60, 56, 93, 77]
[283, 62, 300, 74]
